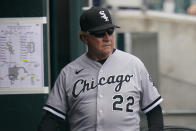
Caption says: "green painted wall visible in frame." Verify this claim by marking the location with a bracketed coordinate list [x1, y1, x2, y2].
[0, 94, 48, 131]
[50, 0, 86, 86]
[69, 1, 86, 61]
[0, 0, 49, 131]
[0, 0, 85, 131]
[0, 0, 46, 17]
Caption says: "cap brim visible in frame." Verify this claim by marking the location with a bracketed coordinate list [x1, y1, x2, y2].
[88, 24, 120, 32]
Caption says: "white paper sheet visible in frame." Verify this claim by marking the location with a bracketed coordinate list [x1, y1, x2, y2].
[0, 24, 44, 88]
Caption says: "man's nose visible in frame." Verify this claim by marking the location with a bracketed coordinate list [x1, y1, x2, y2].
[103, 32, 110, 40]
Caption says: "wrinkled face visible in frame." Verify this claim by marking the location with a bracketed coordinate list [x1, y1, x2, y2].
[81, 28, 115, 61]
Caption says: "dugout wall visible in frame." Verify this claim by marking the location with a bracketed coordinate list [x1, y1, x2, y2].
[0, 0, 86, 131]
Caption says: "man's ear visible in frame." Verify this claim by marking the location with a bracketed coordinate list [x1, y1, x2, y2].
[79, 31, 88, 44]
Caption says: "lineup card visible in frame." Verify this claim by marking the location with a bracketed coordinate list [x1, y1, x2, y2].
[0, 24, 44, 88]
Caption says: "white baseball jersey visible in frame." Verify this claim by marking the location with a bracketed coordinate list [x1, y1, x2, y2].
[43, 49, 163, 131]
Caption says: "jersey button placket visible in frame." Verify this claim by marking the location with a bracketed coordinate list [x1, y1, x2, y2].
[97, 69, 104, 131]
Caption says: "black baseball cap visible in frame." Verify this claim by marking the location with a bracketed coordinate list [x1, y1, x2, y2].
[80, 7, 120, 32]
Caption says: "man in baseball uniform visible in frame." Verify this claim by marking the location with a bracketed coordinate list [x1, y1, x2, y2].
[38, 7, 164, 131]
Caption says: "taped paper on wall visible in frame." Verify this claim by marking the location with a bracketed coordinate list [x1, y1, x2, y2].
[0, 24, 44, 88]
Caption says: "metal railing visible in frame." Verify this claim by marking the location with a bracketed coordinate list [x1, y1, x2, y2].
[142, 126, 196, 131]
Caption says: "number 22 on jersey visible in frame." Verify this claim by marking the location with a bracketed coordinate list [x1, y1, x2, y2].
[113, 94, 134, 112]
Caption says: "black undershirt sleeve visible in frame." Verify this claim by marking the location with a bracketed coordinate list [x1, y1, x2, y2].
[37, 111, 68, 131]
[146, 105, 164, 131]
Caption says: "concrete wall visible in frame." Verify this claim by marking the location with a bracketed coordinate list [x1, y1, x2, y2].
[113, 10, 196, 129]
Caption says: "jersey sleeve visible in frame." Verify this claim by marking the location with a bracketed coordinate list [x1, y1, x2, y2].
[139, 61, 163, 114]
[43, 69, 68, 120]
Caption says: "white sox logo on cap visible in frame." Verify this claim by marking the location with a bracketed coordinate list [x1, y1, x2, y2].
[99, 10, 109, 21]
[80, 7, 119, 32]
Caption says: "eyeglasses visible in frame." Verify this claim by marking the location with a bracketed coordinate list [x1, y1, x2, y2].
[89, 28, 114, 38]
